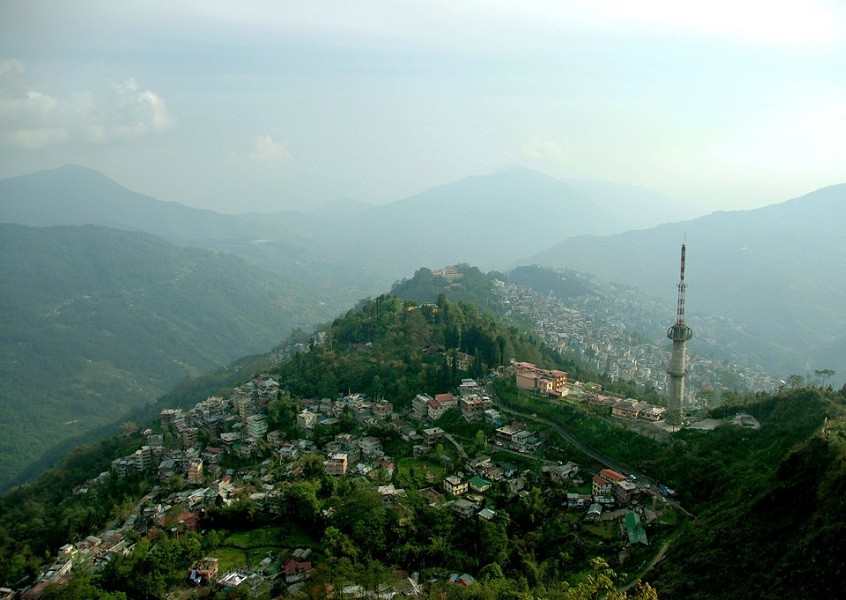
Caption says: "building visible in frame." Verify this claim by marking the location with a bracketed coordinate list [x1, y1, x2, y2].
[592, 474, 613, 499]
[513, 361, 568, 395]
[435, 393, 458, 410]
[412, 394, 433, 421]
[324, 453, 348, 476]
[246, 414, 268, 439]
[423, 427, 445, 445]
[460, 394, 492, 419]
[186, 459, 203, 484]
[626, 512, 649, 546]
[444, 475, 468, 496]
[371, 400, 393, 420]
[297, 410, 318, 430]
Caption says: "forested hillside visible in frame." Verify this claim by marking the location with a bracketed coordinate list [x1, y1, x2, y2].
[0, 286, 843, 599]
[0, 223, 329, 490]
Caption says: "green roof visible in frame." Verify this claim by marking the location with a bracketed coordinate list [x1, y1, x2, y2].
[625, 512, 648, 546]
[468, 476, 492, 489]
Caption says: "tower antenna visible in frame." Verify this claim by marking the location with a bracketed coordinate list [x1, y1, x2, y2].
[666, 243, 693, 428]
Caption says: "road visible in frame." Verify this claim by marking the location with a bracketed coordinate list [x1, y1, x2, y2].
[496, 403, 651, 484]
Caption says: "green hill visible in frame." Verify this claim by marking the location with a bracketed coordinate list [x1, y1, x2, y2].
[1, 277, 844, 598]
[0, 223, 332, 490]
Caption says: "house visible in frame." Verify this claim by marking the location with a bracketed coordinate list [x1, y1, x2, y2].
[585, 503, 603, 522]
[450, 573, 476, 587]
[483, 409, 504, 426]
[495, 425, 520, 446]
[513, 361, 568, 395]
[468, 476, 492, 493]
[419, 487, 445, 505]
[435, 393, 458, 410]
[625, 512, 649, 546]
[599, 469, 627, 483]
[284, 559, 313, 583]
[412, 394, 433, 421]
[246, 414, 268, 439]
[613, 480, 638, 505]
[460, 395, 492, 420]
[478, 507, 497, 521]
[324, 453, 348, 476]
[444, 475, 468, 496]
[186, 459, 204, 484]
[297, 410, 318, 430]
[427, 398, 446, 421]
[451, 499, 476, 519]
[567, 493, 592, 509]
[592, 475, 613, 498]
[423, 427, 445, 445]
[371, 400, 393, 420]
[611, 399, 647, 420]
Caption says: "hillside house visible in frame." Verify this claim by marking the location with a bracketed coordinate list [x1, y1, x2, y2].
[444, 475, 468, 496]
[324, 453, 348, 476]
[513, 361, 568, 395]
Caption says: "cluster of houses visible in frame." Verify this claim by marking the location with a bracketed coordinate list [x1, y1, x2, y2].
[513, 360, 669, 425]
[23, 361, 671, 600]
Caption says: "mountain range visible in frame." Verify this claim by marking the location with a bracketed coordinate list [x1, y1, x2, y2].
[525, 184, 846, 379]
[2, 164, 845, 487]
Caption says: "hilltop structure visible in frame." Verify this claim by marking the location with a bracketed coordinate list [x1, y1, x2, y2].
[666, 244, 693, 427]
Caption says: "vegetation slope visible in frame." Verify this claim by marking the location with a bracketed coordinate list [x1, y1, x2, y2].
[0, 223, 329, 490]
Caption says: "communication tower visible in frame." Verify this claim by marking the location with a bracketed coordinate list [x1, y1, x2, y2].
[666, 244, 692, 427]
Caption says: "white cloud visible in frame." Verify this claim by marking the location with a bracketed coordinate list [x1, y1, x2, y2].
[521, 138, 566, 160]
[251, 134, 292, 161]
[0, 60, 174, 150]
[0, 59, 68, 149]
[593, 0, 843, 47]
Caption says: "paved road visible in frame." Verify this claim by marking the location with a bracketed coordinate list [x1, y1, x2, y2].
[496, 402, 649, 483]
[442, 432, 468, 461]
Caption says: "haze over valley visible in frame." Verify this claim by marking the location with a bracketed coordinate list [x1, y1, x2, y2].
[2, 3, 845, 599]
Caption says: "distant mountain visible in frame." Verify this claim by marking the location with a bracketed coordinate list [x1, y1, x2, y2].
[0, 164, 383, 304]
[319, 167, 626, 274]
[526, 184, 846, 379]
[561, 177, 702, 229]
[0, 223, 331, 490]
[310, 197, 374, 217]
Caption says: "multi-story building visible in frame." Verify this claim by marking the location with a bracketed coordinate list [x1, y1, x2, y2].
[444, 475, 468, 496]
[246, 414, 268, 439]
[186, 459, 204, 484]
[513, 361, 568, 395]
[412, 394, 433, 421]
[371, 400, 393, 420]
[324, 453, 348, 476]
[297, 410, 318, 430]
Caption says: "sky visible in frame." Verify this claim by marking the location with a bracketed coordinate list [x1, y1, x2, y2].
[1, 0, 845, 214]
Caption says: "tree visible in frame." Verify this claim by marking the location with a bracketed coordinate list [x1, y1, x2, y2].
[814, 369, 835, 387]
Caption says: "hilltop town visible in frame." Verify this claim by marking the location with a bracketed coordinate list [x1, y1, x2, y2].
[22, 360, 682, 599]
[496, 275, 780, 405]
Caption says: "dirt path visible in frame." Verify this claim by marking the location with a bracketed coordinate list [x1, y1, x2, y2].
[619, 534, 676, 592]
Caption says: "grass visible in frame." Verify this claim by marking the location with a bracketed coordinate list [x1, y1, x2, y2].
[582, 521, 615, 540]
[396, 457, 445, 488]
[214, 523, 320, 572]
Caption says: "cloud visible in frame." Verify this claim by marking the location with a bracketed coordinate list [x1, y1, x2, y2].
[0, 59, 68, 149]
[594, 0, 843, 47]
[0, 60, 174, 150]
[251, 134, 292, 160]
[520, 138, 566, 160]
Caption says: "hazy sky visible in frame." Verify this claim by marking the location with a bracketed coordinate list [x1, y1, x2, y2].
[1, 1, 845, 213]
